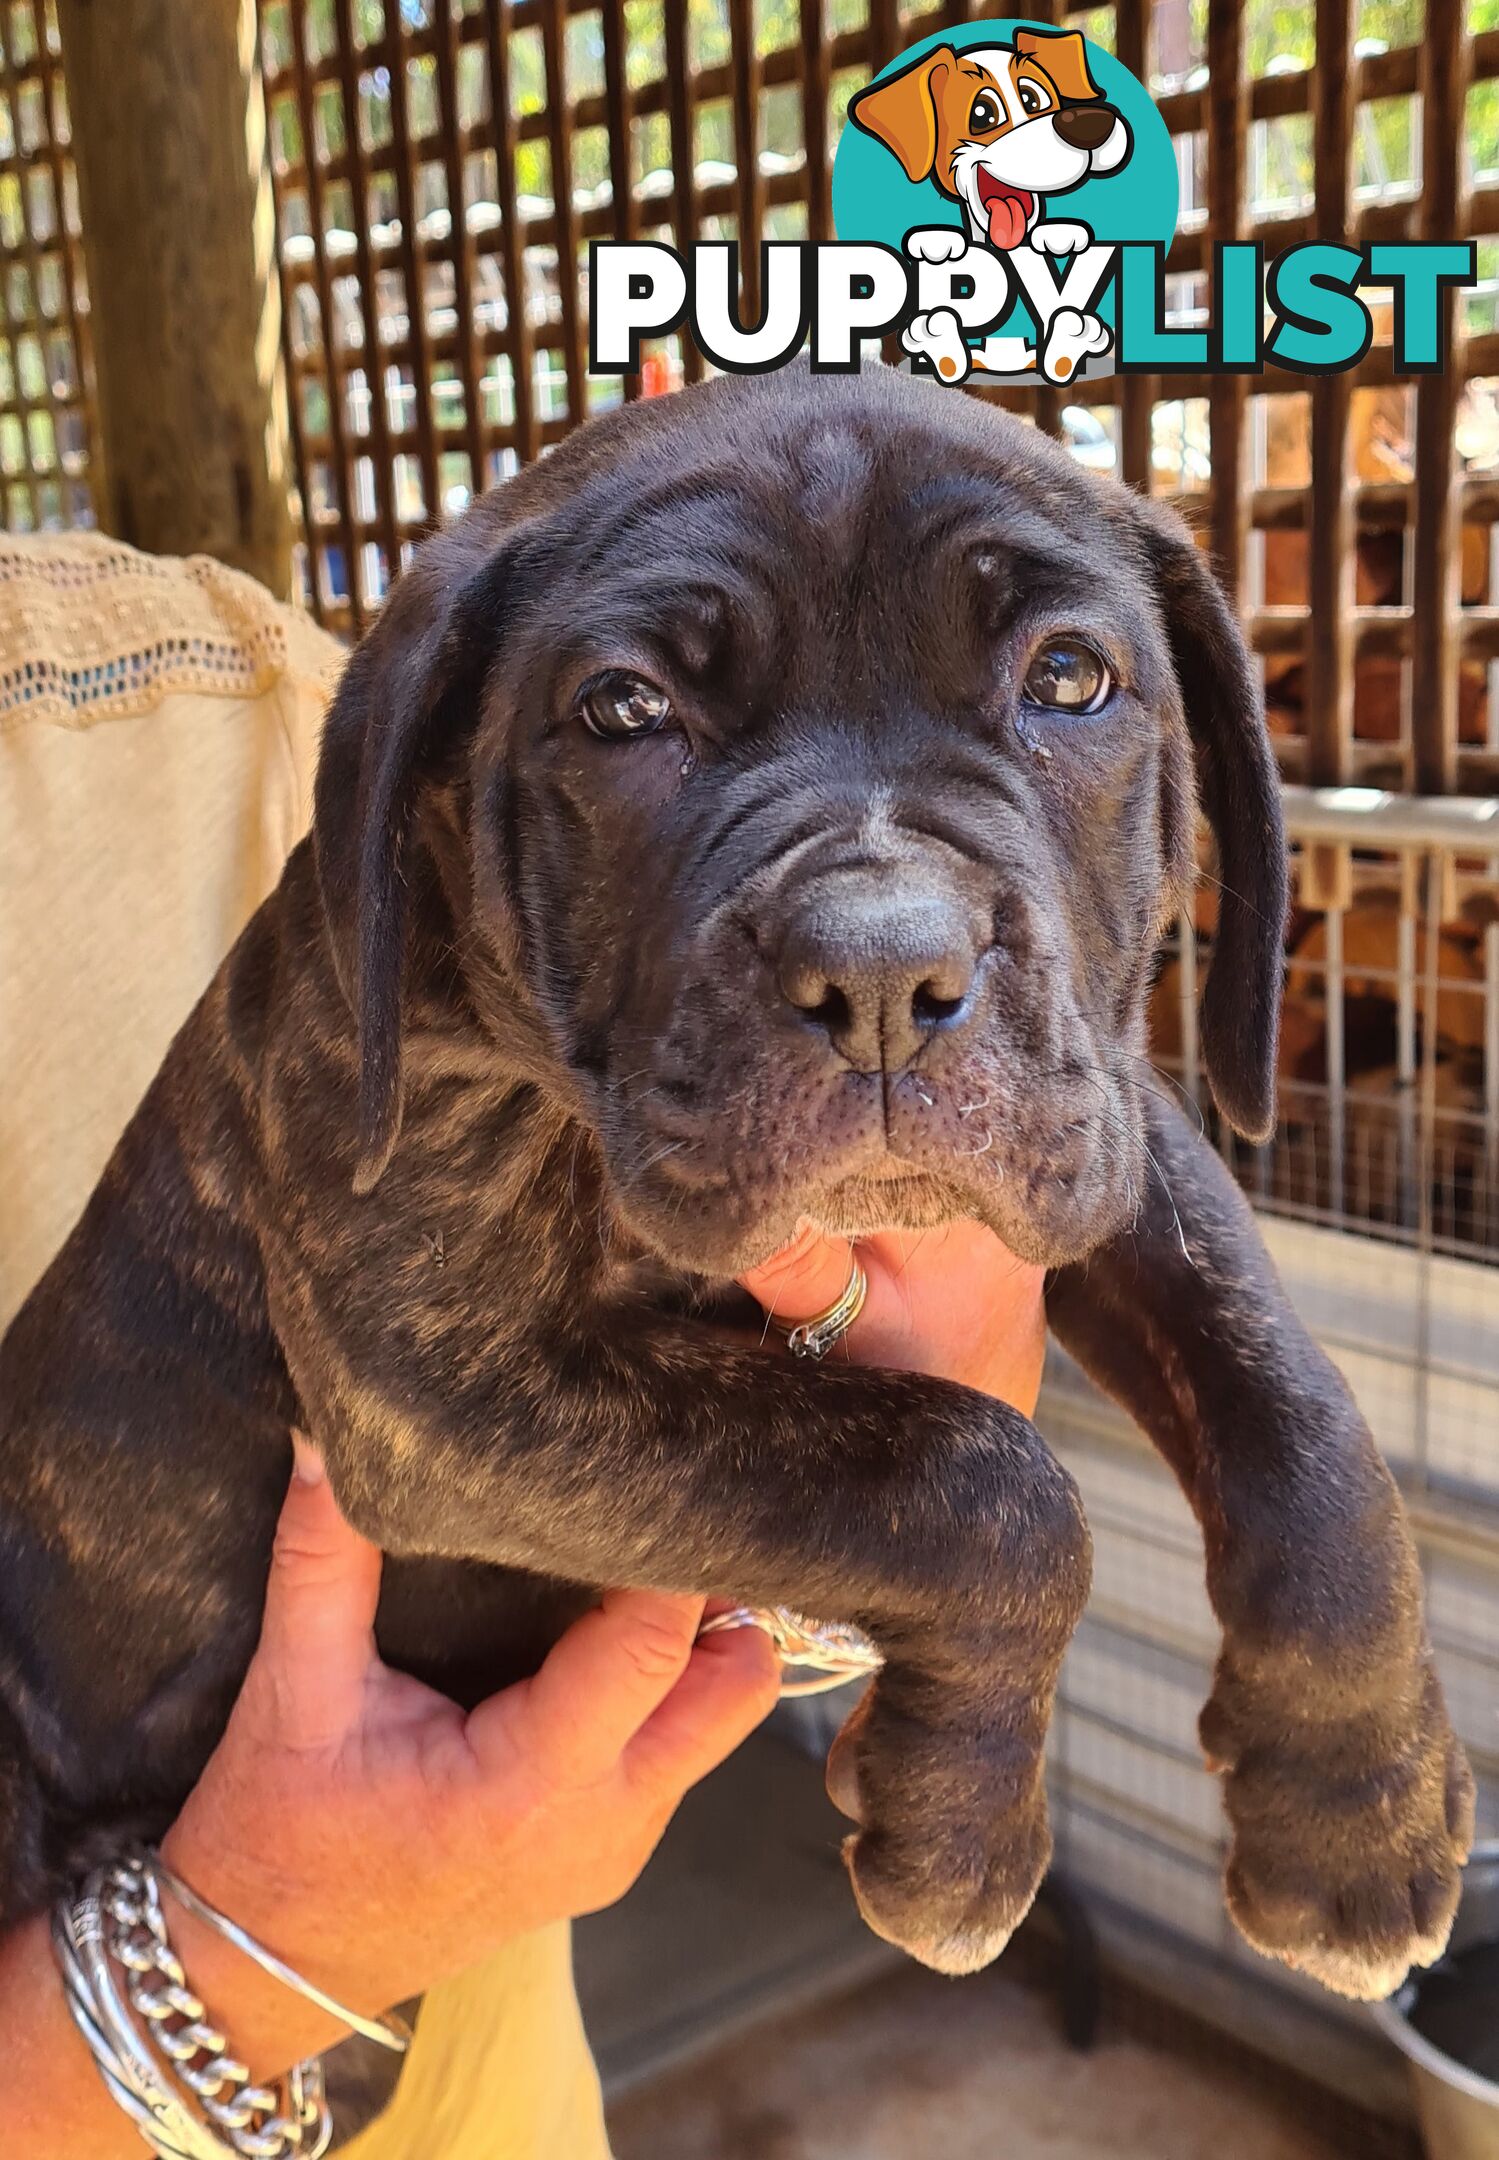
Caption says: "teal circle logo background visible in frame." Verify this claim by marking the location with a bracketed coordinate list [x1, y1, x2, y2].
[831, 17, 1179, 357]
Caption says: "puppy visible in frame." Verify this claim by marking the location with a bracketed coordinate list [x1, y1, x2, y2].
[0, 366, 1472, 1999]
[851, 32, 1131, 256]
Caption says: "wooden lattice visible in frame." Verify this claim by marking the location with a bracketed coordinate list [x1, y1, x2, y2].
[0, 0, 93, 532]
[260, 0, 1497, 797]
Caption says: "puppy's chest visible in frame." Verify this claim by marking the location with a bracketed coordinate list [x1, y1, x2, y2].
[375, 1550, 596, 1699]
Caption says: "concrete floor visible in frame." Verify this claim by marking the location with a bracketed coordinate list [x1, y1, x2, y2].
[608, 1959, 1409, 2160]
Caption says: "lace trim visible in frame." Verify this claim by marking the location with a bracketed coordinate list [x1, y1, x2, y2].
[0, 532, 344, 729]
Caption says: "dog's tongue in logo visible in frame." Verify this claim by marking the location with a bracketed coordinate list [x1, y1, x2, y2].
[835, 23, 1171, 386]
[977, 172, 1033, 251]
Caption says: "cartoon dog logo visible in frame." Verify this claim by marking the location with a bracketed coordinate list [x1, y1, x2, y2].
[850, 29, 1132, 385]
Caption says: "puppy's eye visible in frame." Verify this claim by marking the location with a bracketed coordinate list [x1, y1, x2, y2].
[1017, 79, 1046, 115]
[1021, 638, 1113, 714]
[970, 91, 1003, 132]
[577, 670, 673, 740]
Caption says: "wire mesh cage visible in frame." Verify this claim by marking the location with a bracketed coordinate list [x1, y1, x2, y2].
[1040, 788, 1499, 2109]
[1161, 789, 1499, 1267]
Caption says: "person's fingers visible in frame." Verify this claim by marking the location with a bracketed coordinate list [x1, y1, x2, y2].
[860, 1219, 1036, 1303]
[737, 1219, 937, 1363]
[738, 1219, 856, 1328]
[625, 1622, 782, 1793]
[861, 1222, 1049, 1410]
[474, 1588, 706, 1787]
[250, 1439, 384, 1750]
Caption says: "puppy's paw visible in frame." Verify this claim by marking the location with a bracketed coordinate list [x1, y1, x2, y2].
[1031, 220, 1091, 256]
[843, 1783, 1052, 1976]
[1040, 306, 1110, 385]
[829, 1687, 1053, 1974]
[906, 225, 970, 265]
[901, 307, 971, 384]
[1206, 1658, 1475, 2000]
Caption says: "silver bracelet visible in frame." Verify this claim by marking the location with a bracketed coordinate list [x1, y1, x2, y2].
[148, 1850, 410, 2056]
[696, 1603, 884, 1696]
[53, 1853, 332, 2159]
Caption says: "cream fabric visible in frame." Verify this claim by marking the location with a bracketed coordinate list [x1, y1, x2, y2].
[0, 532, 611, 2160]
[0, 531, 337, 1325]
[343, 1927, 610, 2160]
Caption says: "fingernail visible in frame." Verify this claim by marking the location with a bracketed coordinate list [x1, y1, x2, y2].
[291, 1437, 326, 1487]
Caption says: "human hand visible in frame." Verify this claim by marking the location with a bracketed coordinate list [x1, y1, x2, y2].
[739, 1217, 1047, 1414]
[159, 1443, 780, 2074]
[738, 1218, 1054, 1908]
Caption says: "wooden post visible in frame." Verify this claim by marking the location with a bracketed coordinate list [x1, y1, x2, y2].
[54, 0, 293, 596]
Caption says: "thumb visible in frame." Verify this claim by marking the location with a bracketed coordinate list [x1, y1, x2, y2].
[250, 1437, 384, 1749]
[738, 1219, 855, 1330]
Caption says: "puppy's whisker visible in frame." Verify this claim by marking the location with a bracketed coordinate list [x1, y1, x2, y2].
[1058, 1051, 1194, 1143]
[1081, 1082, 1193, 1266]
[1138, 1134, 1193, 1265]
[566, 1128, 587, 1218]
[1117, 1053, 1208, 1138]
[1196, 867, 1271, 924]
[635, 1140, 688, 1177]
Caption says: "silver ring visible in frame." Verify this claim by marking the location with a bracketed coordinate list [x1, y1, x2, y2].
[767, 1253, 868, 1360]
[698, 1604, 884, 1696]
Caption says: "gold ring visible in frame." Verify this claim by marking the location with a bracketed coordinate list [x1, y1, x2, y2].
[768, 1252, 868, 1361]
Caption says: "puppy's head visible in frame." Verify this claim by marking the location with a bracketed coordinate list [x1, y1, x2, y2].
[315, 366, 1284, 1276]
[850, 33, 1131, 249]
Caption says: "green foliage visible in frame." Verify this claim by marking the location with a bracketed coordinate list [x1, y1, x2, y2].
[1471, 78, 1499, 178]
[258, 0, 1442, 229]
[1246, 0, 1313, 72]
[261, 3, 292, 76]
[1358, 0, 1423, 42]
[624, 2, 665, 92]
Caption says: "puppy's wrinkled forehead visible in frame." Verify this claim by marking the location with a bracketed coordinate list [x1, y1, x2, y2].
[534, 405, 1147, 715]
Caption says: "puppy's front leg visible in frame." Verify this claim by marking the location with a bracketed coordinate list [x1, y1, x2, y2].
[1048, 1097, 1474, 1998]
[318, 1341, 1090, 1977]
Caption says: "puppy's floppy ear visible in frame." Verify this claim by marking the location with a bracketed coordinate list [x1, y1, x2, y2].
[1136, 505, 1288, 1144]
[314, 522, 528, 1194]
[849, 46, 954, 183]
[1013, 28, 1101, 104]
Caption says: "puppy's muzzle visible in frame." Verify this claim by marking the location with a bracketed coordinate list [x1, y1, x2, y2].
[764, 872, 987, 1074]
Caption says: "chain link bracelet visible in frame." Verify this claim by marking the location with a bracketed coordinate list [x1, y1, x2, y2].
[52, 1847, 411, 2158]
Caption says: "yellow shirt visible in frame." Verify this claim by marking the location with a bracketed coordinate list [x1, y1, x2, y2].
[0, 532, 611, 2160]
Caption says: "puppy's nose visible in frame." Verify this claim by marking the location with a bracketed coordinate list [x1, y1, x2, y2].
[1053, 103, 1116, 151]
[774, 888, 981, 1073]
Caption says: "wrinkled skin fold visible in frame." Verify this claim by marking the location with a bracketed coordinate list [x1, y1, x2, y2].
[0, 365, 1472, 1996]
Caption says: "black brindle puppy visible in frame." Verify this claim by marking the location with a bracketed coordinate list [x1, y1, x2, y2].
[0, 364, 1473, 1997]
